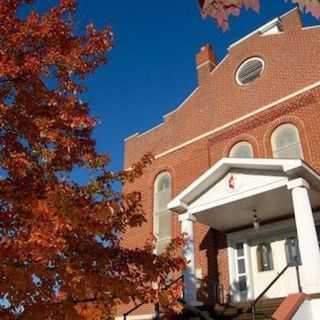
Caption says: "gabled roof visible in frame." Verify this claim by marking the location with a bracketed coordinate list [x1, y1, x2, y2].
[168, 158, 320, 213]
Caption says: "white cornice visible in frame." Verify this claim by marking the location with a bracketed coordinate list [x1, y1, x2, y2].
[228, 18, 280, 49]
[137, 122, 164, 138]
[163, 88, 199, 118]
[124, 132, 139, 142]
[302, 25, 320, 31]
[196, 60, 213, 70]
[280, 6, 299, 19]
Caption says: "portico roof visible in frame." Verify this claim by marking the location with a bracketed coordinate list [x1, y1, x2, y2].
[168, 158, 320, 231]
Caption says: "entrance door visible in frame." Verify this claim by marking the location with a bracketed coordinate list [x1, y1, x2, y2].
[228, 223, 304, 303]
[235, 243, 249, 301]
[229, 242, 254, 302]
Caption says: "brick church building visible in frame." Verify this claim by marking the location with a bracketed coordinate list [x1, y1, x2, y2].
[121, 8, 320, 319]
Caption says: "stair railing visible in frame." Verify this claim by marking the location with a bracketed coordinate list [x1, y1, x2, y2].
[214, 283, 230, 305]
[206, 280, 228, 305]
[250, 260, 302, 320]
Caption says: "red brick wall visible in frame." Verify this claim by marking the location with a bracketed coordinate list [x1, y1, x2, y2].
[208, 89, 320, 170]
[120, 9, 320, 317]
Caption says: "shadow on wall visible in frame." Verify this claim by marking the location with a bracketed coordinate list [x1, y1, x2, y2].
[199, 229, 230, 304]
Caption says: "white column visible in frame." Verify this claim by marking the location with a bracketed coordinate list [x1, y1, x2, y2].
[227, 243, 237, 303]
[179, 213, 201, 305]
[244, 242, 255, 300]
[288, 178, 320, 294]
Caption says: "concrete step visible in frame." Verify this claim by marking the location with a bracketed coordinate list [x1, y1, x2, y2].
[172, 297, 284, 319]
[213, 297, 284, 320]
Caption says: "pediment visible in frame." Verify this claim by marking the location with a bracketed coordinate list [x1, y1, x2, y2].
[168, 158, 320, 214]
[189, 168, 287, 212]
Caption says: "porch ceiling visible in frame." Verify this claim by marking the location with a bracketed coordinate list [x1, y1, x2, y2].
[194, 186, 320, 231]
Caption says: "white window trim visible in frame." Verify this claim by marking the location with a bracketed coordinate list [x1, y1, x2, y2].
[227, 240, 254, 302]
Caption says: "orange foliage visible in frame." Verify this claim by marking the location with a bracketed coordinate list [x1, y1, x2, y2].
[0, 1, 185, 319]
[199, 0, 320, 30]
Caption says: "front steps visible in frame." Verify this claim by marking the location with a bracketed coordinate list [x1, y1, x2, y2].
[172, 297, 284, 320]
[214, 297, 284, 319]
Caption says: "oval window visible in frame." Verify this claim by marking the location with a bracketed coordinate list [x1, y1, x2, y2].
[236, 57, 265, 85]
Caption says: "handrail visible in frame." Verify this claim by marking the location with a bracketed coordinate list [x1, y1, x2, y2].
[197, 277, 228, 305]
[163, 274, 184, 291]
[250, 261, 301, 320]
[123, 275, 184, 320]
[123, 301, 144, 320]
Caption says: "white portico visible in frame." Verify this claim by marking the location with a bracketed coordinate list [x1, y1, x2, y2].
[168, 158, 320, 304]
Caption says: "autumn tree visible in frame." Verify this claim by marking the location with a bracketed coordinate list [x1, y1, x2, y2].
[198, 0, 320, 30]
[0, 1, 185, 319]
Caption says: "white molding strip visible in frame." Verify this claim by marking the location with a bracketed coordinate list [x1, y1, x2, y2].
[280, 7, 299, 19]
[302, 25, 320, 31]
[124, 132, 139, 142]
[138, 122, 164, 138]
[163, 87, 199, 118]
[154, 80, 320, 160]
[209, 54, 229, 75]
[196, 60, 212, 70]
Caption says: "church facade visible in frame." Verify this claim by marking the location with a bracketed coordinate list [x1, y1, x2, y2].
[122, 8, 320, 319]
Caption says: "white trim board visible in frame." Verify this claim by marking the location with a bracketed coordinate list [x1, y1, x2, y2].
[137, 122, 164, 139]
[163, 87, 199, 118]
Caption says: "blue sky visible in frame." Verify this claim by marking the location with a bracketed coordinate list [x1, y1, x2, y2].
[34, 1, 319, 176]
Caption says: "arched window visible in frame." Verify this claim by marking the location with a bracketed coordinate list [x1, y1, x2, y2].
[271, 124, 303, 159]
[154, 172, 172, 254]
[285, 238, 301, 266]
[229, 141, 254, 158]
[257, 243, 273, 272]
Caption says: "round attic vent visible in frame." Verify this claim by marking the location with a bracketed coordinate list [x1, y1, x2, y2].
[236, 57, 265, 85]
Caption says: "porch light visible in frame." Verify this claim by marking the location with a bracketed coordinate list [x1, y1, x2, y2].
[253, 213, 260, 231]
